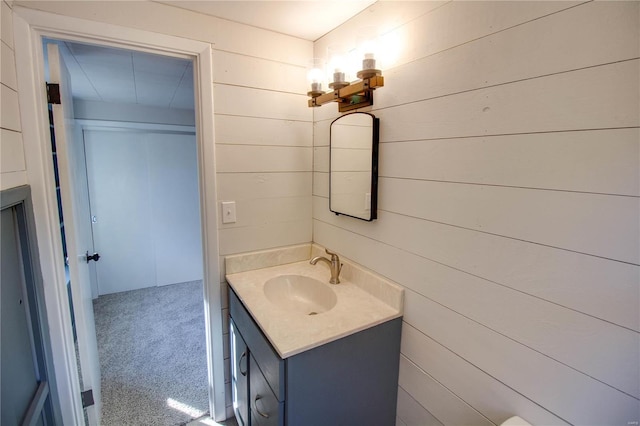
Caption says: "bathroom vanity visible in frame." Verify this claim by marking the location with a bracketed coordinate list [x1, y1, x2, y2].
[226, 245, 404, 426]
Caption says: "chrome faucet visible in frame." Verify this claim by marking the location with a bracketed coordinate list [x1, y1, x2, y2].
[310, 249, 343, 284]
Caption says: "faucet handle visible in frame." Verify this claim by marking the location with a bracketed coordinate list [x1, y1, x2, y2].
[325, 248, 339, 259]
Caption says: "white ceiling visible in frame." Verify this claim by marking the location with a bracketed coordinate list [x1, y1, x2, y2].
[51, 1, 375, 110]
[56, 41, 195, 110]
[157, 0, 376, 41]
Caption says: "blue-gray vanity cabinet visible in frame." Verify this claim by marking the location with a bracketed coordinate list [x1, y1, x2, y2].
[229, 286, 402, 426]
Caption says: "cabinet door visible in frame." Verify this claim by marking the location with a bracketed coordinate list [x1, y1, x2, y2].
[230, 320, 249, 426]
[249, 355, 281, 426]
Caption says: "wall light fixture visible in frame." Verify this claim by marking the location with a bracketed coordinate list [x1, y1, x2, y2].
[308, 38, 384, 113]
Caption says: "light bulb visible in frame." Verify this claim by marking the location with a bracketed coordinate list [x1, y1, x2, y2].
[307, 67, 324, 84]
[360, 39, 377, 58]
[327, 44, 348, 85]
[307, 58, 325, 94]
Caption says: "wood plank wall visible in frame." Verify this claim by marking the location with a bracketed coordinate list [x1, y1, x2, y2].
[1, 0, 28, 190]
[13, 1, 314, 417]
[313, 1, 639, 425]
[211, 39, 312, 417]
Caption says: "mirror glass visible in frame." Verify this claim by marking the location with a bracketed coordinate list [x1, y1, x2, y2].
[329, 112, 379, 221]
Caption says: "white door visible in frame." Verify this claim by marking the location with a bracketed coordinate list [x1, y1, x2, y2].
[47, 43, 102, 425]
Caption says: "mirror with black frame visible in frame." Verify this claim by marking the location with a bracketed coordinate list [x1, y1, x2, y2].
[329, 112, 379, 221]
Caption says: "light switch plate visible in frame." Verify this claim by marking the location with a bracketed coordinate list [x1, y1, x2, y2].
[221, 201, 236, 224]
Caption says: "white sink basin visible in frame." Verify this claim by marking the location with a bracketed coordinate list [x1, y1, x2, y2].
[264, 275, 337, 315]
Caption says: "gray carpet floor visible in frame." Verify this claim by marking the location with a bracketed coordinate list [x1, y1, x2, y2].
[93, 280, 209, 426]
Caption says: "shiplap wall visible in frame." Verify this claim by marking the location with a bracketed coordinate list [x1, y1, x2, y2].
[13, 0, 313, 417]
[1, 0, 27, 190]
[313, 2, 640, 425]
[212, 40, 312, 417]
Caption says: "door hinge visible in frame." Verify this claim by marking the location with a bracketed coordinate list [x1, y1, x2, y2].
[46, 83, 61, 104]
[81, 390, 94, 408]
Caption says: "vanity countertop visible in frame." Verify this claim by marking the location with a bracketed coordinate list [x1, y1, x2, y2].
[226, 260, 403, 359]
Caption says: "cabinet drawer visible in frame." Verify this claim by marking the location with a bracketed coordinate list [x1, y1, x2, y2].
[229, 287, 285, 401]
[250, 354, 283, 426]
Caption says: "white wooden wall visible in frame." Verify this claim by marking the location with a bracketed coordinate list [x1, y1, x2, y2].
[209, 21, 312, 418]
[1, 0, 27, 190]
[214, 62, 312, 257]
[313, 2, 639, 425]
[13, 0, 313, 417]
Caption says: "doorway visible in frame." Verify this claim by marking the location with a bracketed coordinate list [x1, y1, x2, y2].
[43, 39, 211, 425]
[13, 9, 226, 424]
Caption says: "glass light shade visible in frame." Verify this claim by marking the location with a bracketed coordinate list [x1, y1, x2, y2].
[327, 44, 349, 85]
[356, 26, 379, 71]
[307, 67, 324, 84]
[307, 58, 325, 94]
[360, 39, 377, 58]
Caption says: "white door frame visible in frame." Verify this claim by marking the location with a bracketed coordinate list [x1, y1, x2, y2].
[12, 6, 225, 424]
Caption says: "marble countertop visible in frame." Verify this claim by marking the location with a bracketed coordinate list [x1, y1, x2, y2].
[226, 260, 403, 359]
